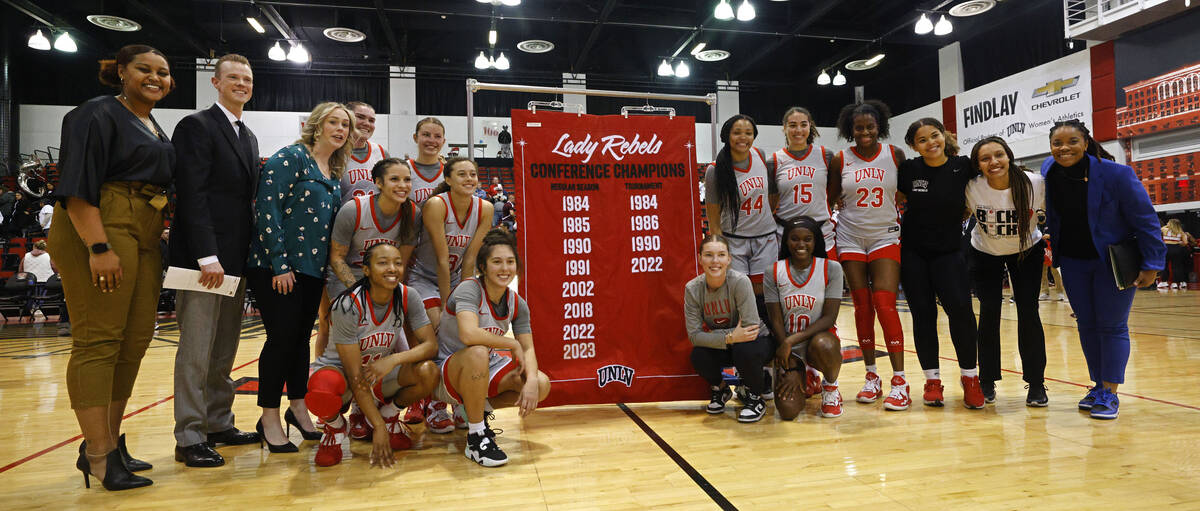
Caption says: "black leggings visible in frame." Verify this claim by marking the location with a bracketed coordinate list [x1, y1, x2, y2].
[1165, 244, 1191, 284]
[690, 336, 772, 395]
[970, 241, 1046, 385]
[247, 268, 324, 408]
[899, 246, 977, 371]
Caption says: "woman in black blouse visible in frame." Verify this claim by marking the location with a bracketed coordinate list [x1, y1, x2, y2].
[47, 44, 174, 491]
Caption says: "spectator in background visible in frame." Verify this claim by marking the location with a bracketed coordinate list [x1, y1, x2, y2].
[39, 197, 55, 233]
[492, 194, 505, 227]
[0, 184, 14, 214]
[489, 176, 504, 199]
[473, 186, 487, 199]
[500, 196, 516, 233]
[20, 240, 56, 282]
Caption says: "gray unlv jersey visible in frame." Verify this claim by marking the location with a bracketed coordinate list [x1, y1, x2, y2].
[411, 192, 485, 283]
[436, 277, 531, 361]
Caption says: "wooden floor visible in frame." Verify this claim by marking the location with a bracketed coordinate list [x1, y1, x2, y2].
[2, 289, 1200, 510]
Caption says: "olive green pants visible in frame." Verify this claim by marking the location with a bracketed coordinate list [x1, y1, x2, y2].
[47, 182, 165, 409]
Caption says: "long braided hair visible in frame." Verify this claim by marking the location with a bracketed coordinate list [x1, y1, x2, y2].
[970, 136, 1036, 258]
[1049, 119, 1115, 161]
[713, 114, 759, 232]
[332, 243, 407, 328]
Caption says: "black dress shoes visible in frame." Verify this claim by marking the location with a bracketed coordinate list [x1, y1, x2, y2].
[175, 443, 225, 468]
[207, 427, 261, 446]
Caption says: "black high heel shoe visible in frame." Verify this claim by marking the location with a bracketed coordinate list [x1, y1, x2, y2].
[77, 448, 153, 491]
[284, 408, 322, 441]
[79, 434, 152, 472]
[255, 418, 298, 453]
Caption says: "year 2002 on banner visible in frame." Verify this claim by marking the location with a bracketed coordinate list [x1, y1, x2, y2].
[512, 109, 708, 406]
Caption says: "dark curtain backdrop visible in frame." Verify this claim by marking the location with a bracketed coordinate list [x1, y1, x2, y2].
[247, 68, 388, 113]
[417, 76, 712, 120]
[960, 0, 1084, 91]
[12, 48, 196, 110]
[1114, 8, 1200, 107]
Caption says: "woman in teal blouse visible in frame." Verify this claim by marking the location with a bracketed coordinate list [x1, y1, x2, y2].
[246, 102, 353, 451]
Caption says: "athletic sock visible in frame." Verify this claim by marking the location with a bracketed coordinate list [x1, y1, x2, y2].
[962, 367, 979, 378]
[865, 364, 878, 375]
[327, 415, 346, 429]
[379, 402, 399, 419]
[468, 421, 485, 435]
[872, 289, 904, 352]
[850, 288, 876, 353]
[924, 369, 940, 380]
[893, 371, 905, 380]
[822, 378, 838, 387]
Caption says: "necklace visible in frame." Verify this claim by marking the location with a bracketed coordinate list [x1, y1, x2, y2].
[117, 94, 159, 138]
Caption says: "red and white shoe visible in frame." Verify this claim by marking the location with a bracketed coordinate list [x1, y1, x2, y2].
[804, 366, 822, 397]
[348, 411, 373, 440]
[883, 375, 911, 411]
[820, 384, 843, 418]
[961, 375, 986, 409]
[856, 372, 881, 403]
[315, 417, 347, 467]
[425, 400, 455, 434]
[453, 404, 469, 429]
[384, 413, 414, 450]
[404, 397, 428, 424]
[923, 378, 944, 407]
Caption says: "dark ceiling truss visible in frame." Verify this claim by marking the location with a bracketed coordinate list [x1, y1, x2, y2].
[374, 0, 403, 65]
[728, 0, 842, 79]
[572, 0, 618, 72]
[125, 0, 213, 57]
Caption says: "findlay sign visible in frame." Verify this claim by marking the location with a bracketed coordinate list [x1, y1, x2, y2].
[957, 50, 1092, 147]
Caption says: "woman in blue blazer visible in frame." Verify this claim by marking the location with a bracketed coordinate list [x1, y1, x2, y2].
[1040, 119, 1165, 420]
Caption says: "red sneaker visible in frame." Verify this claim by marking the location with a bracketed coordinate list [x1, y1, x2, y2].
[425, 400, 455, 434]
[820, 384, 843, 418]
[856, 372, 881, 403]
[403, 397, 428, 424]
[961, 375, 986, 409]
[804, 366, 822, 397]
[384, 413, 413, 450]
[315, 417, 347, 467]
[883, 375, 911, 411]
[923, 379, 945, 407]
[348, 411, 373, 440]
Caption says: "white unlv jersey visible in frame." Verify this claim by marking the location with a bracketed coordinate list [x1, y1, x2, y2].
[838, 144, 900, 239]
[411, 192, 484, 281]
[345, 194, 410, 267]
[410, 159, 445, 206]
[773, 146, 834, 240]
[714, 148, 774, 237]
[772, 257, 830, 335]
[341, 141, 388, 203]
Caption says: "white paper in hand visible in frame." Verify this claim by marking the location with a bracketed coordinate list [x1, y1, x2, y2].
[163, 266, 241, 297]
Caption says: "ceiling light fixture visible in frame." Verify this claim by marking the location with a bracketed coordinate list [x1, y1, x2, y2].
[714, 0, 735, 20]
[86, 15, 141, 32]
[286, 43, 309, 63]
[832, 70, 846, 86]
[246, 17, 266, 34]
[866, 53, 885, 66]
[934, 15, 953, 35]
[268, 42, 286, 61]
[817, 69, 831, 85]
[495, 52, 510, 70]
[476, 0, 520, 5]
[27, 30, 51, 50]
[488, 28, 498, 45]
[914, 14, 933, 35]
[691, 42, 706, 55]
[674, 60, 690, 78]
[736, 0, 756, 21]
[53, 32, 77, 53]
[658, 59, 675, 76]
[476, 51, 491, 69]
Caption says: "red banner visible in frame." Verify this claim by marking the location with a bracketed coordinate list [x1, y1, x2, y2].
[512, 110, 707, 405]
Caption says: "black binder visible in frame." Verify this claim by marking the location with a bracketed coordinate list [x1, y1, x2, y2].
[1107, 238, 1142, 290]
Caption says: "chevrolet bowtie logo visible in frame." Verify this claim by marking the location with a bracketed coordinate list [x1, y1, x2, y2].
[1033, 77, 1079, 98]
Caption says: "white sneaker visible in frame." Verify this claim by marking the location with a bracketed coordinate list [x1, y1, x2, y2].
[1170, 283, 1179, 289]
[1158, 282, 1169, 289]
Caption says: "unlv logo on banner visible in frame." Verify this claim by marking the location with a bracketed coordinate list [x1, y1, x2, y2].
[512, 110, 707, 405]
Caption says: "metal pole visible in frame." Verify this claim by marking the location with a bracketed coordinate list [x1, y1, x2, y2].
[469, 81, 712, 104]
[466, 79, 475, 158]
[707, 93, 718, 161]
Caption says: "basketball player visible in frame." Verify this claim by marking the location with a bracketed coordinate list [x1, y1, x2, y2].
[704, 114, 777, 399]
[410, 157, 493, 432]
[764, 217, 844, 420]
[304, 243, 439, 468]
[341, 101, 389, 202]
[322, 158, 420, 440]
[828, 100, 910, 410]
[432, 229, 551, 467]
[770, 107, 836, 256]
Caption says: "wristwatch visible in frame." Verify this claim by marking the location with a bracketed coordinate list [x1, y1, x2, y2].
[90, 242, 112, 254]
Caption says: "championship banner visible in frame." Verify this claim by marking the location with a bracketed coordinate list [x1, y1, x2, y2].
[511, 109, 707, 406]
[957, 50, 1092, 147]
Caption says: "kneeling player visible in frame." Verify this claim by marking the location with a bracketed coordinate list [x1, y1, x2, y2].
[434, 229, 550, 467]
[765, 217, 845, 420]
[305, 244, 439, 467]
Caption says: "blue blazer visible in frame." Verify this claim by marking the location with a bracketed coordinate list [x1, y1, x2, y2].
[1040, 154, 1165, 271]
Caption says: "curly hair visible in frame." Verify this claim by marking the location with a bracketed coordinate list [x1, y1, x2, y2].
[836, 100, 892, 142]
[903, 117, 959, 157]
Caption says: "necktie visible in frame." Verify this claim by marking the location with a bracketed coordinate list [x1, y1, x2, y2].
[235, 120, 254, 165]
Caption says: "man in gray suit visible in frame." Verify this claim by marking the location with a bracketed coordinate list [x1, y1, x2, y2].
[169, 54, 261, 467]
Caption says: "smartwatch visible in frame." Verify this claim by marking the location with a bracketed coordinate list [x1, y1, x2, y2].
[90, 242, 112, 255]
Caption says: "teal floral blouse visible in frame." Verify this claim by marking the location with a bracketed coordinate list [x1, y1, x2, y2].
[247, 143, 341, 278]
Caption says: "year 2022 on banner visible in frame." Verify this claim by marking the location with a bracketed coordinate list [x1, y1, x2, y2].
[512, 109, 707, 405]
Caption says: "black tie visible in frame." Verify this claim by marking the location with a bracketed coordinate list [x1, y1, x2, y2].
[235, 120, 254, 165]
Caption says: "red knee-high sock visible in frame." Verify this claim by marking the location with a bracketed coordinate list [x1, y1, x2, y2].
[850, 288, 876, 354]
[872, 290, 904, 353]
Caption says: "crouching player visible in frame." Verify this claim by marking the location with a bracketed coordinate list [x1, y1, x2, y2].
[434, 229, 550, 467]
[305, 243, 439, 467]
